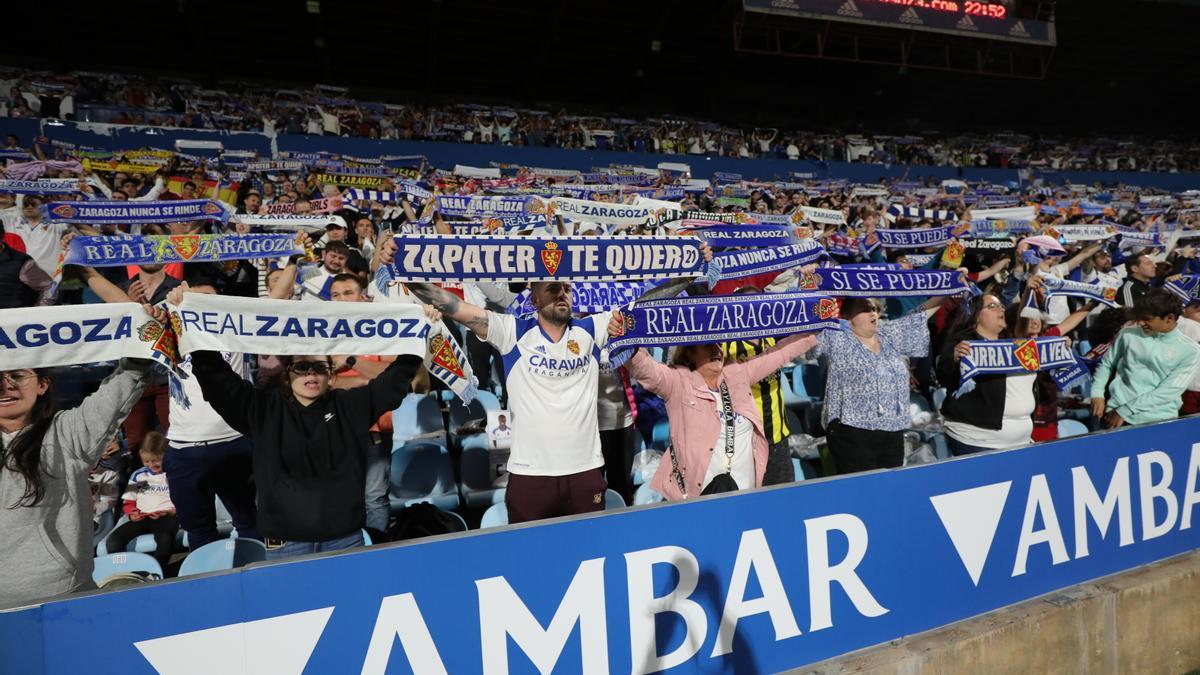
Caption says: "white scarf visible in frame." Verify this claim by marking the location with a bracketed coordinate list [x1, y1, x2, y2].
[0, 303, 177, 370]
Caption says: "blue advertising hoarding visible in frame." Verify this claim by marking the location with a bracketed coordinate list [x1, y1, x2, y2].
[2, 417, 1199, 674]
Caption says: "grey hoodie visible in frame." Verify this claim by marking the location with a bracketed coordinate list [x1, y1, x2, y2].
[0, 360, 151, 609]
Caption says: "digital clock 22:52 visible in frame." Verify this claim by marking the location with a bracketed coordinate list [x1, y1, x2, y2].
[964, 1, 1006, 19]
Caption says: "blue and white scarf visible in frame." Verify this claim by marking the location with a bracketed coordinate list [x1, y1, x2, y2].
[63, 234, 304, 267]
[1115, 224, 1162, 249]
[795, 268, 972, 297]
[46, 199, 232, 225]
[713, 241, 828, 279]
[1049, 223, 1113, 242]
[436, 195, 540, 218]
[874, 225, 960, 249]
[0, 303, 178, 371]
[507, 281, 655, 317]
[968, 219, 1034, 238]
[1038, 275, 1121, 308]
[346, 182, 433, 203]
[0, 178, 82, 195]
[607, 292, 840, 354]
[955, 337, 1079, 397]
[886, 204, 954, 222]
[244, 160, 304, 172]
[800, 206, 846, 225]
[682, 223, 796, 248]
[1164, 275, 1200, 302]
[387, 234, 713, 283]
[550, 197, 657, 226]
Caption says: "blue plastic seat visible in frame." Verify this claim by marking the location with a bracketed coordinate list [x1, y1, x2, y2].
[391, 394, 447, 448]
[800, 360, 828, 400]
[92, 552, 163, 585]
[458, 433, 506, 508]
[178, 538, 266, 577]
[932, 387, 948, 412]
[96, 514, 186, 556]
[473, 390, 501, 413]
[480, 502, 509, 529]
[389, 441, 461, 512]
[1058, 419, 1089, 438]
[604, 489, 626, 510]
[633, 484, 665, 505]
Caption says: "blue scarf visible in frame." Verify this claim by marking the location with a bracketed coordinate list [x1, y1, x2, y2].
[954, 337, 1079, 398]
[1165, 275, 1200, 302]
[387, 234, 712, 283]
[874, 225, 960, 249]
[683, 223, 796, 248]
[607, 292, 840, 354]
[887, 205, 954, 221]
[64, 234, 304, 267]
[435, 195, 538, 217]
[1039, 275, 1121, 307]
[1115, 224, 1162, 249]
[244, 160, 304, 172]
[0, 178, 82, 195]
[795, 268, 972, 297]
[507, 281, 655, 316]
[46, 199, 232, 225]
[713, 241, 828, 279]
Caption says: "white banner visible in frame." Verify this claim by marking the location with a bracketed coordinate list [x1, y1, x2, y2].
[550, 197, 655, 226]
[971, 206, 1037, 221]
[800, 206, 846, 225]
[0, 303, 176, 370]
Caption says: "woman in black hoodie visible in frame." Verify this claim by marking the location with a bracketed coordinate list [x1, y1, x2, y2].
[176, 288, 426, 560]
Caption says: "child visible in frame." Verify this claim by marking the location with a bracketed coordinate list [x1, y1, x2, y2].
[103, 432, 179, 569]
[1090, 289, 1200, 428]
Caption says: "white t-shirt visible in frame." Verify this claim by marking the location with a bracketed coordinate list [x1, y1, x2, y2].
[2, 218, 68, 277]
[170, 351, 247, 444]
[490, 426, 513, 446]
[122, 467, 174, 514]
[486, 311, 610, 476]
[701, 395, 755, 492]
[944, 373, 1036, 450]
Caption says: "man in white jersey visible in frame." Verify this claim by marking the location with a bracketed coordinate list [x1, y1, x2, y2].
[386, 238, 709, 523]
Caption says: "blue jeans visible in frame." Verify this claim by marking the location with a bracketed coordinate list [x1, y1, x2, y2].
[364, 435, 391, 532]
[947, 436, 994, 456]
[265, 531, 364, 561]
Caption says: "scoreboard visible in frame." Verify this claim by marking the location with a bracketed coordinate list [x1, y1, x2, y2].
[743, 0, 1056, 46]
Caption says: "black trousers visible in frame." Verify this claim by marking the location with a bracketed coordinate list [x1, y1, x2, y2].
[826, 421, 905, 475]
[105, 514, 179, 569]
[163, 436, 261, 550]
[762, 438, 796, 485]
[600, 425, 636, 504]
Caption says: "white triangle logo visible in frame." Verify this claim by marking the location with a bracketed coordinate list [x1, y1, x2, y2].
[956, 14, 978, 30]
[899, 8, 923, 24]
[1009, 20, 1030, 37]
[930, 481, 1012, 586]
[134, 607, 335, 675]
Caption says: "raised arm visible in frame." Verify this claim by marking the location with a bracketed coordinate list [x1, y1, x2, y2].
[740, 333, 819, 383]
[54, 359, 154, 467]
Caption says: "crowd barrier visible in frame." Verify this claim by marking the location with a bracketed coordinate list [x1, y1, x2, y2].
[3, 117, 1200, 191]
[2, 416, 1198, 674]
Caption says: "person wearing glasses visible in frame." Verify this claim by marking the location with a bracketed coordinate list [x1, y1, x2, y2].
[936, 292, 1037, 455]
[812, 295, 948, 474]
[0, 319, 163, 605]
[175, 287, 429, 560]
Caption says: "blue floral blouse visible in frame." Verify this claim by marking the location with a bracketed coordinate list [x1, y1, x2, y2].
[810, 311, 929, 432]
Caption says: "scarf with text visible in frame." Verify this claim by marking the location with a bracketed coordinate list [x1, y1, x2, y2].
[954, 337, 1081, 398]
[0, 178, 82, 195]
[886, 205, 954, 222]
[800, 206, 846, 225]
[0, 303, 178, 371]
[64, 234, 304, 267]
[968, 219, 1035, 238]
[245, 160, 304, 172]
[712, 240, 828, 279]
[607, 292, 840, 358]
[507, 281, 656, 317]
[1164, 275, 1200, 302]
[679, 220, 797, 248]
[46, 199, 232, 225]
[387, 234, 713, 283]
[549, 196, 656, 226]
[794, 268, 972, 297]
[230, 213, 348, 231]
[874, 225, 963, 249]
[173, 294, 428, 357]
[436, 195, 542, 218]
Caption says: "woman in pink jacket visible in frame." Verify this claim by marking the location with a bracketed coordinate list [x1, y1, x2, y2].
[609, 313, 818, 500]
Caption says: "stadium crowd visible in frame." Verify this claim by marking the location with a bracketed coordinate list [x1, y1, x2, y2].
[4, 97, 1200, 607]
[4, 67, 1200, 172]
